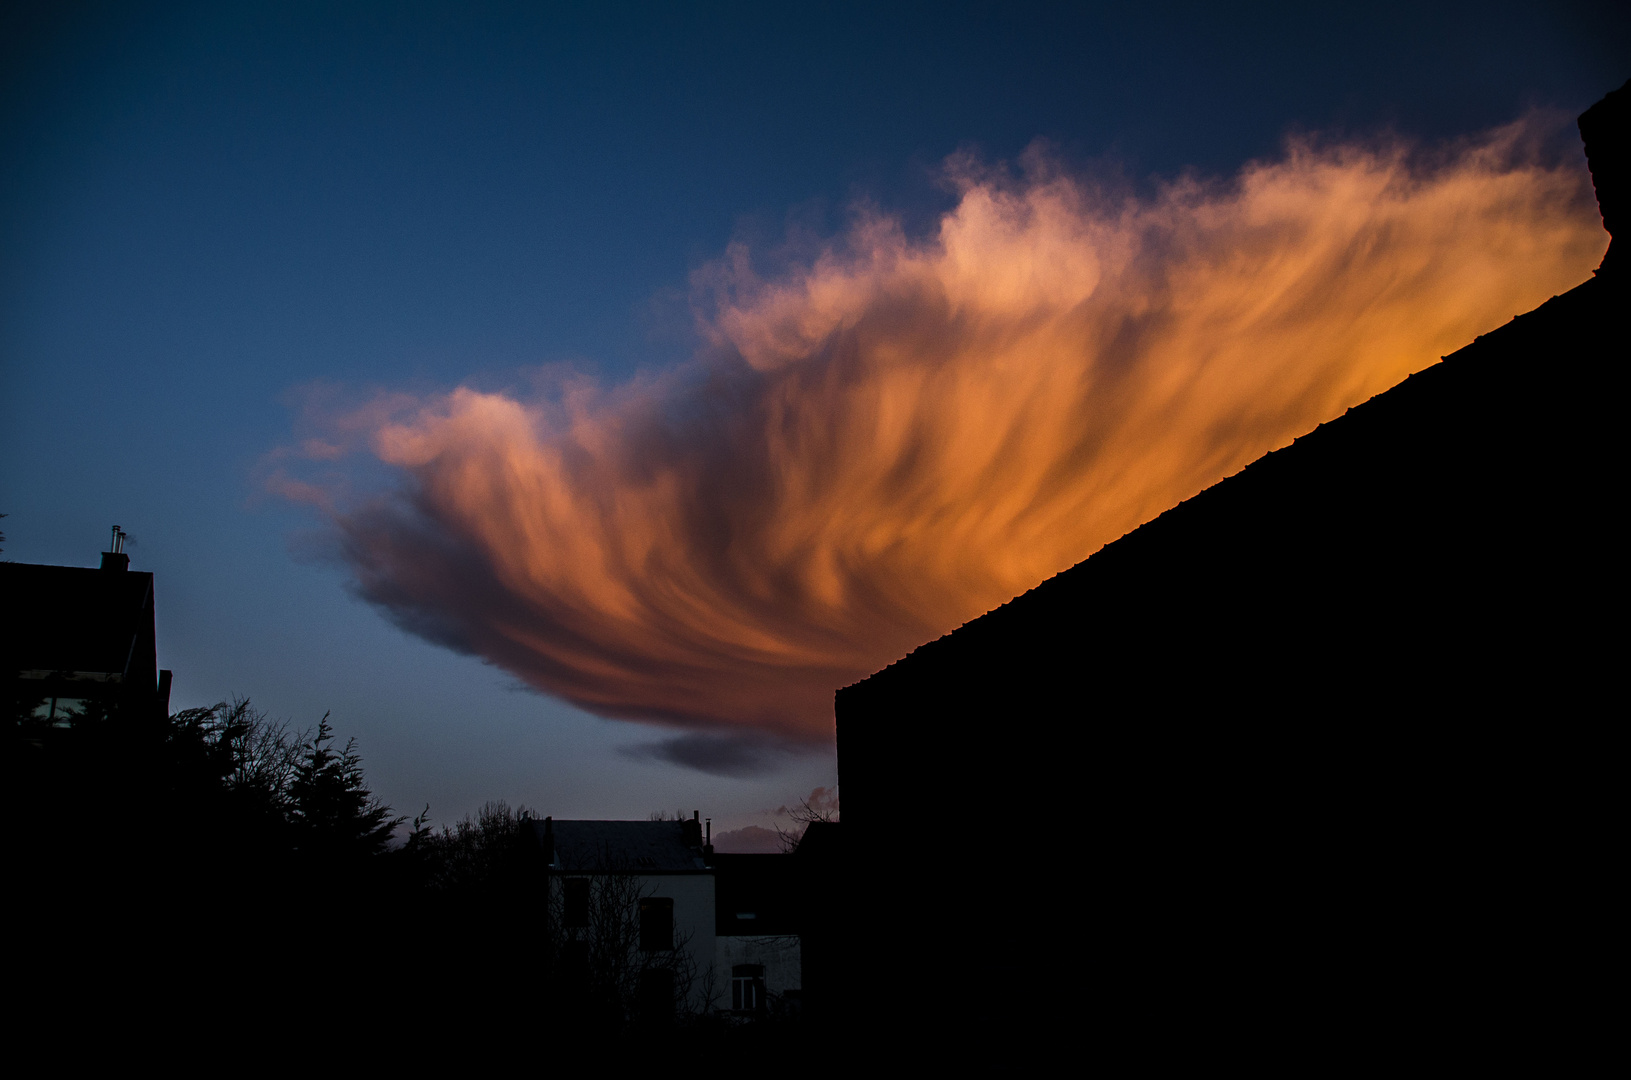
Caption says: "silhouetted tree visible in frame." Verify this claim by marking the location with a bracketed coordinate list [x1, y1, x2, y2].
[413, 799, 534, 892]
[775, 789, 839, 853]
[218, 698, 305, 813]
[289, 712, 402, 862]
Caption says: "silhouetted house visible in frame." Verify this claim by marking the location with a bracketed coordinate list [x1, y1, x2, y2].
[830, 82, 1626, 1048]
[3, 531, 172, 725]
[521, 813, 803, 1021]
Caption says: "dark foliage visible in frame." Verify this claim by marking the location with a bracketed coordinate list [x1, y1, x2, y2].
[289, 712, 402, 861]
[8, 691, 403, 990]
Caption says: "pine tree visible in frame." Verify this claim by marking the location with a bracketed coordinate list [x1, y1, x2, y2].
[289, 712, 402, 861]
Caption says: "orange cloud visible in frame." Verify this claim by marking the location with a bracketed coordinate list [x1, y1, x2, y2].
[281, 117, 1605, 744]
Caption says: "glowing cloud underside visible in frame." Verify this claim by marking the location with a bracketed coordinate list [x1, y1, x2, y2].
[279, 121, 1605, 743]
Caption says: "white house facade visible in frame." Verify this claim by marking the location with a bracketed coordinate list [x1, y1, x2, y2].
[524, 815, 801, 1020]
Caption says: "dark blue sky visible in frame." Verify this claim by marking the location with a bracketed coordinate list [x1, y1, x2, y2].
[3, 2, 1624, 835]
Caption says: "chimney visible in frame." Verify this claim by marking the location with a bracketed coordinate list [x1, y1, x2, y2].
[101, 525, 129, 571]
[682, 811, 703, 849]
[704, 817, 714, 865]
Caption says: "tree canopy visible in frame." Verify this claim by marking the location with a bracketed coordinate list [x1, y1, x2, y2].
[288, 712, 402, 861]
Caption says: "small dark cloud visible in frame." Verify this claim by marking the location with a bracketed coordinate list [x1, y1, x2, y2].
[620, 733, 796, 777]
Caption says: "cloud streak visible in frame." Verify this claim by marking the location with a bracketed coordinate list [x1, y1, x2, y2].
[276, 117, 1605, 746]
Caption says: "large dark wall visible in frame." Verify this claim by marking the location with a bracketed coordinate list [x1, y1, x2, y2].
[834, 82, 1624, 1053]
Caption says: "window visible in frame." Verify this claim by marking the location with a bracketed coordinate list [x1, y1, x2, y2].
[563, 878, 589, 928]
[30, 697, 85, 727]
[732, 964, 766, 1012]
[639, 897, 673, 951]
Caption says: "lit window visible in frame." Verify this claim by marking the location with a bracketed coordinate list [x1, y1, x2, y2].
[30, 697, 85, 727]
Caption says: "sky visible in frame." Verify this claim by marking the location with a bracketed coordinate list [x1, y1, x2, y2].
[2, 2, 1624, 846]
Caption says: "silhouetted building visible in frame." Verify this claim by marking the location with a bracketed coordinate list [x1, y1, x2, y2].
[787, 820, 843, 1030]
[4, 529, 172, 725]
[830, 81, 1626, 1052]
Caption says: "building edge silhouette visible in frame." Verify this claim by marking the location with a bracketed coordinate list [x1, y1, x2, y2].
[828, 79, 1626, 1058]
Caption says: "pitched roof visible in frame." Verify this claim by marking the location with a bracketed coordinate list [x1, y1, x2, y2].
[527, 818, 709, 873]
[2, 561, 157, 683]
